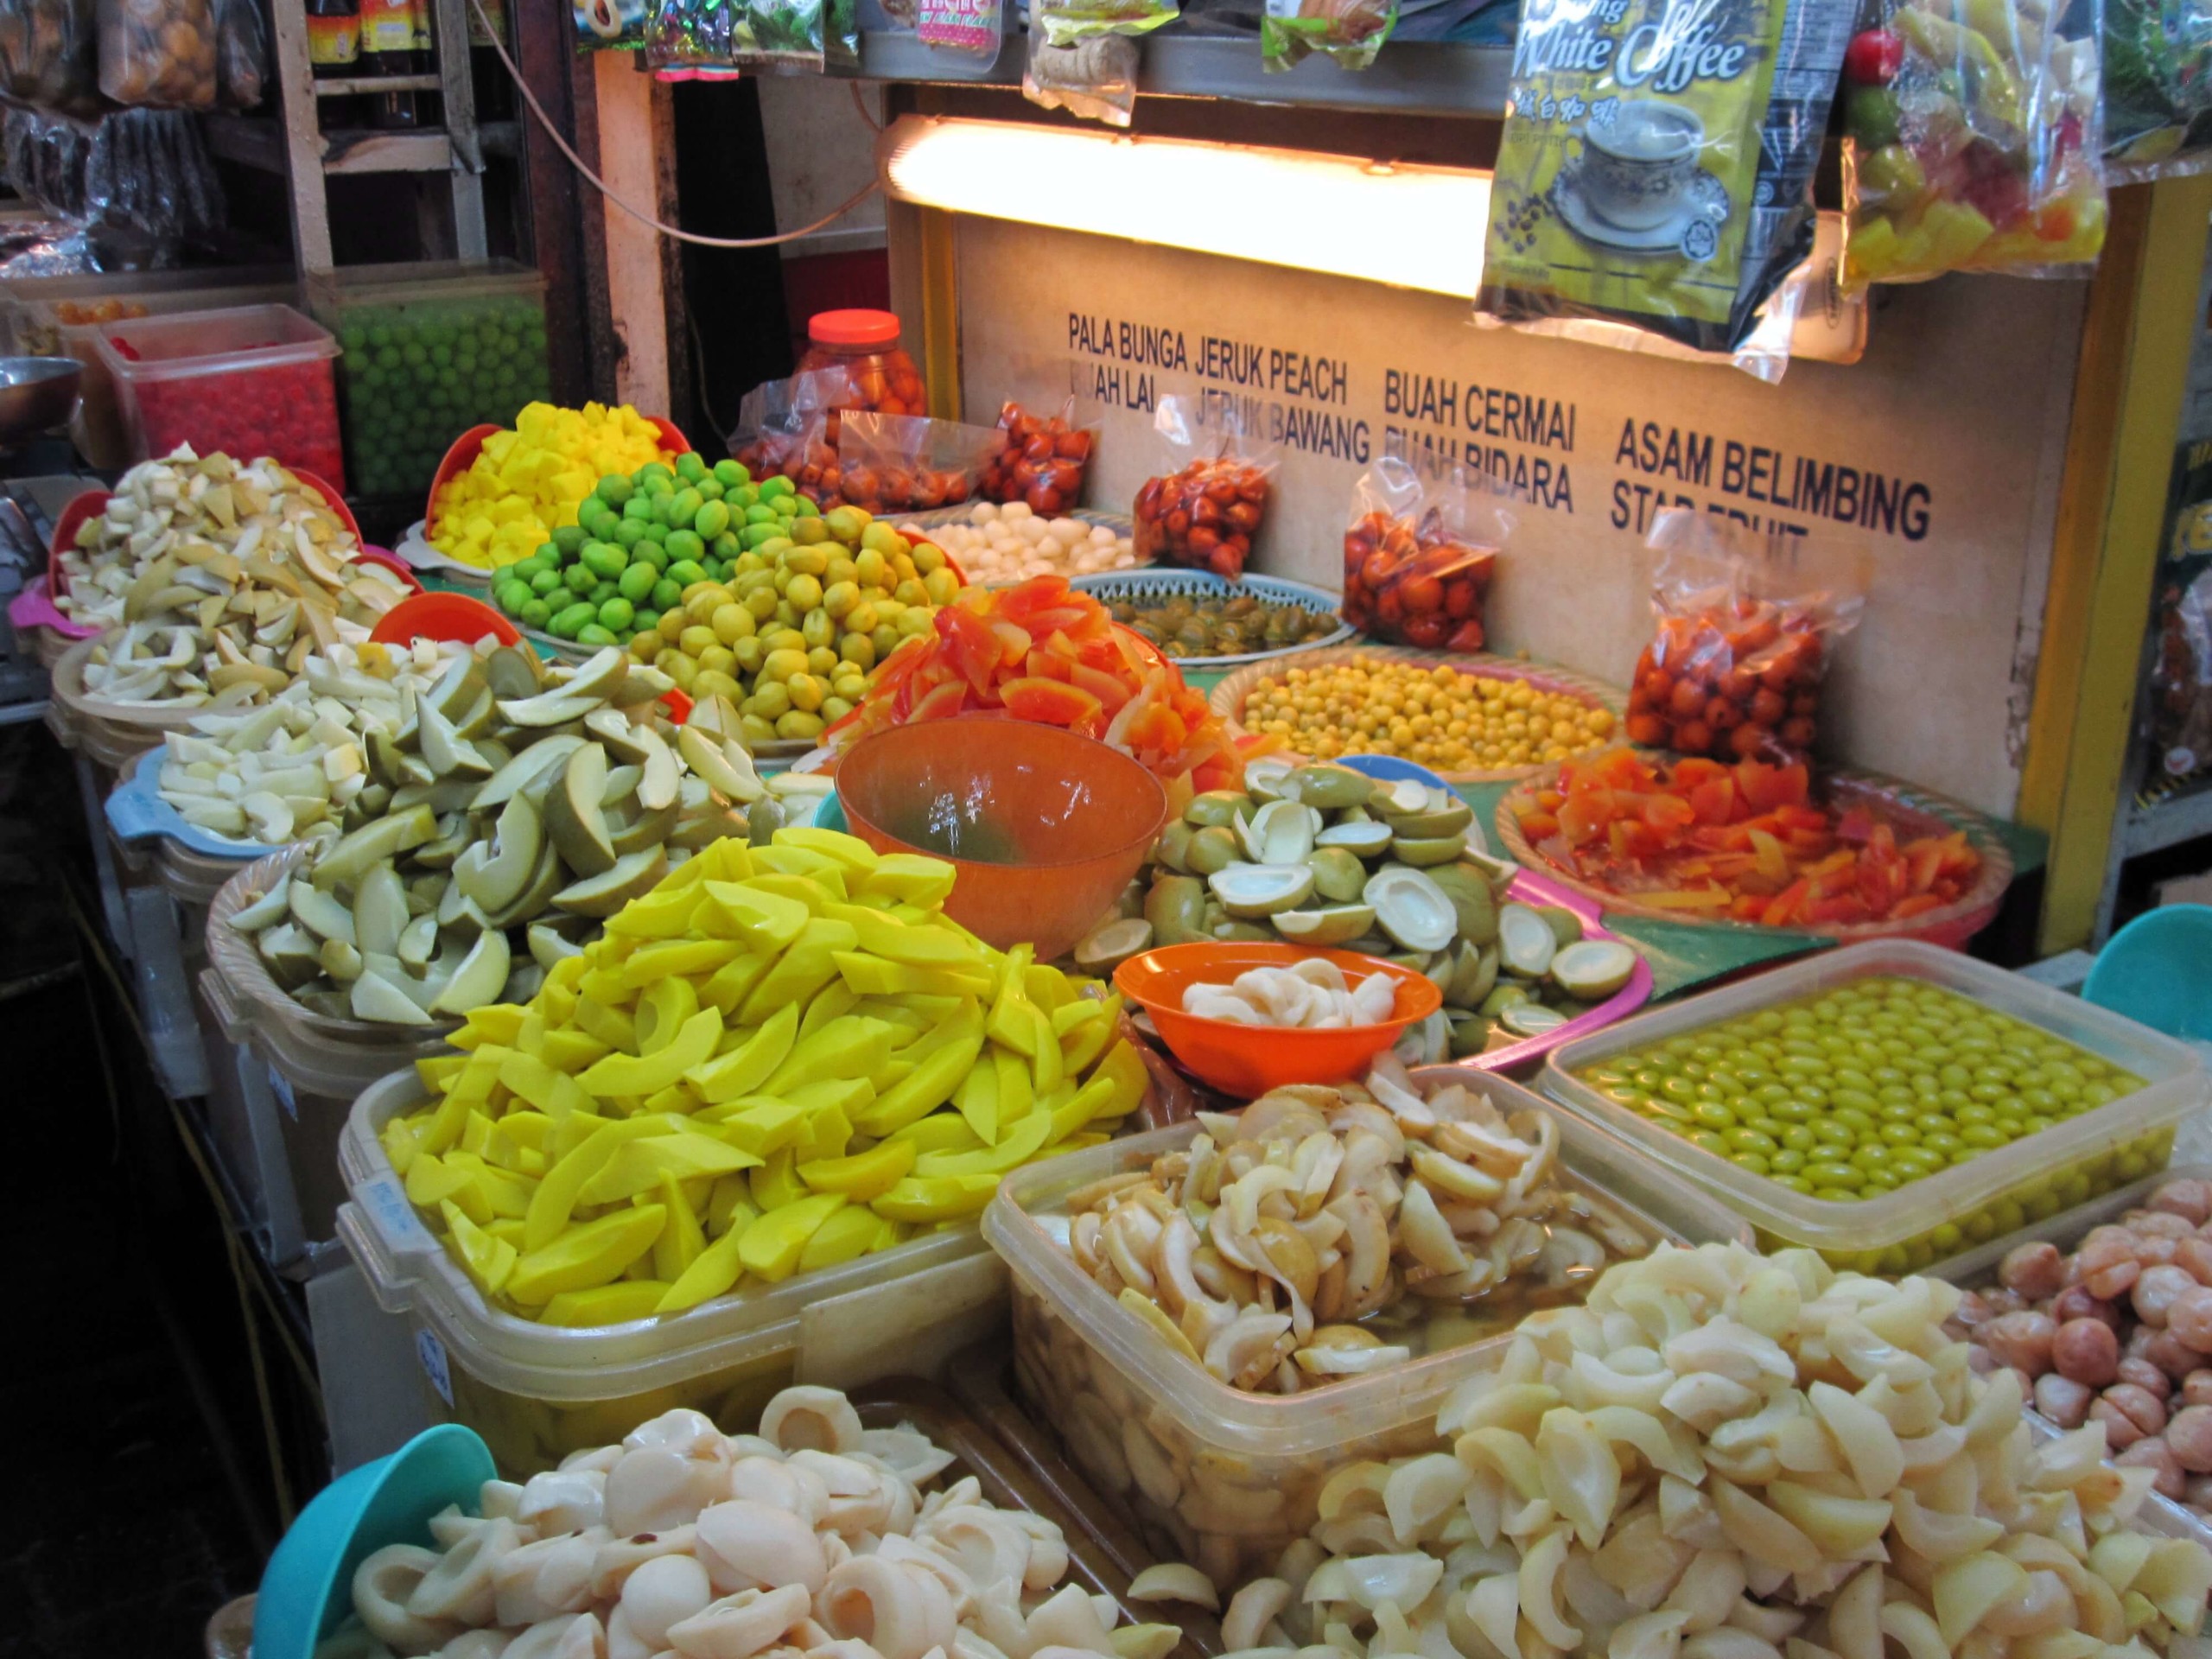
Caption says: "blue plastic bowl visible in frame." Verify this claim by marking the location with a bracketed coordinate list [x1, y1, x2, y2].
[253, 1424, 496, 1659]
[2083, 905, 2212, 1042]
[1338, 753, 1451, 791]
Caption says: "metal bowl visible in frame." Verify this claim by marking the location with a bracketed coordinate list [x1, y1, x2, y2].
[0, 355, 79, 447]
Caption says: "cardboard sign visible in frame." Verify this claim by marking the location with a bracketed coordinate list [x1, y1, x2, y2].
[955, 217, 2086, 818]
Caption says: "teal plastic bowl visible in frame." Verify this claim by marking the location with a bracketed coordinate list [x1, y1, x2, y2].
[253, 1424, 496, 1659]
[2083, 905, 2212, 1042]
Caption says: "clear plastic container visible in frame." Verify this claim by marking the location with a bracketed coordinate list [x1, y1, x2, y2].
[795, 308, 927, 417]
[1932, 1166, 2212, 1555]
[94, 302, 346, 486]
[981, 1067, 1751, 1588]
[338, 1070, 1011, 1477]
[0, 264, 292, 353]
[306, 260, 551, 501]
[207, 845, 454, 1247]
[1541, 939, 2209, 1274]
[16, 278, 294, 467]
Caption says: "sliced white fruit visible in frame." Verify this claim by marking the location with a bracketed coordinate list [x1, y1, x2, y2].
[1373, 778, 1429, 815]
[353, 863, 410, 957]
[1499, 1002, 1569, 1038]
[1497, 903, 1560, 977]
[1207, 861, 1317, 918]
[352, 969, 433, 1025]
[1272, 905, 1376, 947]
[1073, 916, 1153, 969]
[1363, 865, 1456, 953]
[1550, 938, 1637, 1000]
[289, 879, 356, 945]
[470, 734, 586, 811]
[678, 724, 765, 804]
[226, 882, 291, 931]
[397, 912, 439, 972]
[1243, 754, 1297, 802]
[1315, 819, 1395, 857]
[429, 927, 513, 1015]
[1236, 798, 1318, 866]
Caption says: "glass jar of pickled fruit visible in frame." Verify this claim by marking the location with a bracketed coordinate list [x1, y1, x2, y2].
[795, 308, 927, 417]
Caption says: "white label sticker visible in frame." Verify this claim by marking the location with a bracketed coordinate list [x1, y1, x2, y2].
[416, 1328, 454, 1408]
[268, 1065, 297, 1121]
[359, 1173, 435, 1249]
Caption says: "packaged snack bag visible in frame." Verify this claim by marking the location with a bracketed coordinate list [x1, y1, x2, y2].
[1021, 16, 1137, 124]
[1262, 0, 1395, 70]
[833, 410, 1006, 514]
[980, 398, 1096, 515]
[1626, 509, 1865, 766]
[1341, 454, 1511, 652]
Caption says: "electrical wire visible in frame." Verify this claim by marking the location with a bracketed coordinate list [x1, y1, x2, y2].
[466, 0, 882, 250]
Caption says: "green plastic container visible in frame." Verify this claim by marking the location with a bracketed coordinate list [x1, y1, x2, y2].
[308, 261, 551, 502]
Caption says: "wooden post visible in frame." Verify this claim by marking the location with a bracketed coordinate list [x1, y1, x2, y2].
[269, 0, 333, 272]
[593, 54, 671, 413]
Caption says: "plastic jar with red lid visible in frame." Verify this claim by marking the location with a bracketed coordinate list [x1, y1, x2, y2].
[796, 308, 926, 417]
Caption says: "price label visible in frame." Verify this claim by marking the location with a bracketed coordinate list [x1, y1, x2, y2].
[268, 1065, 297, 1121]
[358, 1173, 434, 1249]
[416, 1328, 454, 1408]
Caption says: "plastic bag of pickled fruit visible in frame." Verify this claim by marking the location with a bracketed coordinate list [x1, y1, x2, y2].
[728, 365, 847, 489]
[1133, 393, 1276, 579]
[980, 397, 1096, 516]
[1626, 508, 1865, 766]
[1341, 451, 1512, 652]
[832, 409, 1005, 516]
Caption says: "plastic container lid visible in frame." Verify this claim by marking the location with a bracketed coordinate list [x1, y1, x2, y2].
[982, 1069, 1751, 1464]
[337, 1070, 995, 1402]
[305, 257, 547, 312]
[93, 302, 339, 385]
[808, 308, 903, 347]
[1539, 938, 2209, 1268]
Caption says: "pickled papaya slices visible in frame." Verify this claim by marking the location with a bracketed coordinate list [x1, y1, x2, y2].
[825, 574, 1256, 797]
[1510, 750, 1983, 928]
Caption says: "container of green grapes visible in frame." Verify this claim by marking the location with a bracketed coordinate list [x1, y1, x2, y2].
[309, 260, 552, 505]
[1539, 940, 2208, 1274]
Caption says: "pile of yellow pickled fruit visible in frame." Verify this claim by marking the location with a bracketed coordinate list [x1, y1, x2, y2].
[429, 402, 677, 571]
[380, 827, 1149, 1325]
[1240, 657, 1617, 772]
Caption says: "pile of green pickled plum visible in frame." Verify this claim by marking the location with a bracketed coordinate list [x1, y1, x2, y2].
[1573, 976, 2145, 1203]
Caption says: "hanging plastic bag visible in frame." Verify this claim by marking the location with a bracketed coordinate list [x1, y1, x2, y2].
[1841, 0, 2107, 283]
[1475, 0, 1845, 358]
[96, 0, 218, 107]
[1035, 0, 1172, 46]
[213, 0, 262, 107]
[2098, 0, 2212, 175]
[1022, 18, 1136, 124]
[1626, 509, 1866, 767]
[833, 410, 1005, 514]
[2152, 567, 2212, 784]
[980, 397, 1096, 514]
[1132, 395, 1277, 580]
[1261, 0, 1395, 71]
[1341, 453, 1511, 652]
[730, 366, 849, 491]
[918, 0, 1001, 56]
[574, 0, 647, 48]
[643, 0, 828, 67]
[0, 0, 103, 117]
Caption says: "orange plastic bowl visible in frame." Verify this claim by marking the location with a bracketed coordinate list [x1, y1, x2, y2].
[836, 718, 1167, 962]
[1115, 943, 1442, 1098]
[424, 416, 690, 528]
[369, 591, 519, 648]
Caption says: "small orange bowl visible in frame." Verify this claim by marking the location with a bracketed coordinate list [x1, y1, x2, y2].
[836, 718, 1166, 963]
[1114, 943, 1442, 1098]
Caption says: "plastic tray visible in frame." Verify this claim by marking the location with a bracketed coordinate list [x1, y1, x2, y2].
[338, 1070, 1011, 1476]
[1541, 939, 2209, 1274]
[1497, 765, 2017, 950]
[982, 1070, 1750, 1586]
[1210, 645, 1629, 785]
[1930, 1166, 2212, 1554]
[1067, 569, 1354, 666]
[94, 303, 346, 483]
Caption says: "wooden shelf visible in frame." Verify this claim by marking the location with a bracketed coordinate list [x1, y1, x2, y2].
[314, 73, 443, 94]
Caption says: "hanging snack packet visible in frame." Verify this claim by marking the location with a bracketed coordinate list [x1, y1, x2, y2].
[2101, 0, 2212, 175]
[1626, 509, 1865, 767]
[1262, 0, 1396, 70]
[1341, 454, 1512, 652]
[980, 398, 1096, 514]
[1022, 16, 1138, 124]
[1841, 0, 2106, 281]
[1476, 0, 1846, 356]
[97, 0, 218, 107]
[1035, 0, 1173, 46]
[918, 0, 1001, 54]
[1132, 396, 1276, 580]
[0, 0, 102, 116]
[833, 410, 1006, 515]
[644, 0, 836, 67]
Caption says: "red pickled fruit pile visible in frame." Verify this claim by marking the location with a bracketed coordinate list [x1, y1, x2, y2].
[1341, 508, 1494, 651]
[982, 403, 1093, 517]
[1627, 598, 1827, 764]
[827, 575, 1251, 798]
[1512, 748, 1983, 927]
[1135, 458, 1268, 579]
[111, 339, 346, 490]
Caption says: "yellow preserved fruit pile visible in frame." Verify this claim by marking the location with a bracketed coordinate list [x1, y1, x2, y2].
[429, 402, 677, 572]
[1241, 658, 1615, 772]
[378, 826, 1150, 1325]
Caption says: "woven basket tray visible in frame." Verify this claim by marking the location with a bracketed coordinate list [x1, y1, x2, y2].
[1210, 644, 1629, 785]
[1069, 568, 1353, 668]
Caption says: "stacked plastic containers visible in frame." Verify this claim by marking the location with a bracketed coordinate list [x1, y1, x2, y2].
[1538, 939, 2209, 1274]
[94, 303, 346, 486]
[981, 1069, 1750, 1589]
[336, 1071, 1013, 1477]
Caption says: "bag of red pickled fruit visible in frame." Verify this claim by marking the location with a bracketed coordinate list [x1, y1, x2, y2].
[833, 410, 1006, 516]
[979, 397, 1096, 514]
[1341, 452, 1513, 652]
[1133, 394, 1277, 579]
[729, 366, 849, 493]
[1627, 508, 1866, 767]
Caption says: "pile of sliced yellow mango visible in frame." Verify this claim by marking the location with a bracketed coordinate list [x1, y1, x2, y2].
[378, 826, 1148, 1325]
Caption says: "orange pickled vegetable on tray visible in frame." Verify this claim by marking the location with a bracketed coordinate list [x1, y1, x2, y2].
[826, 575, 1257, 798]
[1513, 748, 1982, 929]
